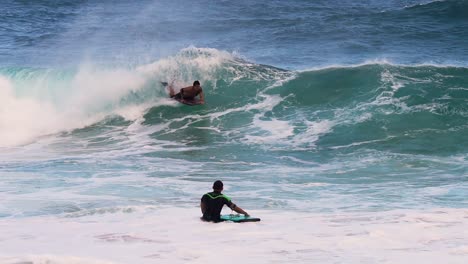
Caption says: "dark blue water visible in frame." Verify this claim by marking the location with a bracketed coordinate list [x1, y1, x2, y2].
[2, 0, 468, 69]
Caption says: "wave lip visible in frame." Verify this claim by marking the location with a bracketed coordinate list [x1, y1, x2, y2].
[403, 0, 468, 20]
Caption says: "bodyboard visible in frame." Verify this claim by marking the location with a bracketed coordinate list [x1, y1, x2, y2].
[220, 214, 261, 223]
[174, 97, 203, 106]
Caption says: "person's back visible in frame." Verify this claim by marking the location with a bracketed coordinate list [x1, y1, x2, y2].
[200, 180, 249, 222]
[201, 191, 232, 222]
[180, 85, 202, 100]
[167, 80, 205, 104]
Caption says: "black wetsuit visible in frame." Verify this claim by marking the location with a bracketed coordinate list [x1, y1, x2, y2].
[171, 92, 183, 100]
[201, 191, 236, 222]
[170, 87, 201, 101]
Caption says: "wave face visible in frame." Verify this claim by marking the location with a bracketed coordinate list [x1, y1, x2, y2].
[269, 64, 468, 154]
[3, 48, 467, 155]
[138, 61, 468, 158]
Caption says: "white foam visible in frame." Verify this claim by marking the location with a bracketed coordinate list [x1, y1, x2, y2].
[137, 46, 234, 86]
[0, 255, 116, 264]
[244, 117, 294, 143]
[291, 119, 334, 148]
[0, 207, 467, 264]
[0, 63, 150, 147]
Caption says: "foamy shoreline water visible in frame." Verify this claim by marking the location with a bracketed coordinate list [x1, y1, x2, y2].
[1, 207, 467, 264]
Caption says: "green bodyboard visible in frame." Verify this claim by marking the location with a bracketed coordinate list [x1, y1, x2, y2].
[220, 214, 261, 223]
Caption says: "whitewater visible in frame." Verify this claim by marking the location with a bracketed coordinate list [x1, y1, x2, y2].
[1, 1, 467, 263]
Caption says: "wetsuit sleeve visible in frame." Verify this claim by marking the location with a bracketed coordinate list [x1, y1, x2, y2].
[224, 197, 236, 210]
[201, 194, 208, 203]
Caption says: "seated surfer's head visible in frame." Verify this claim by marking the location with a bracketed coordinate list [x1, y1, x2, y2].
[213, 180, 223, 192]
[193, 80, 201, 88]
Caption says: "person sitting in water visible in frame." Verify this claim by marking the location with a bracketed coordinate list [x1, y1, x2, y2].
[200, 180, 249, 222]
[166, 80, 205, 104]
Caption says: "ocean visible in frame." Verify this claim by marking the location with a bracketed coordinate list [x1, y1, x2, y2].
[0, 0, 467, 263]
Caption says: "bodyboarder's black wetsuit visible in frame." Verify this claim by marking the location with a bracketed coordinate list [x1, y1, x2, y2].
[201, 191, 236, 222]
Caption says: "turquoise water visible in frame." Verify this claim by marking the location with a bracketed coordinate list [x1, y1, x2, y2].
[2, 57, 466, 214]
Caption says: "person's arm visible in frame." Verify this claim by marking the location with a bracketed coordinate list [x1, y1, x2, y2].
[199, 89, 205, 104]
[179, 88, 185, 102]
[229, 203, 249, 216]
[168, 84, 175, 97]
[200, 201, 206, 214]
